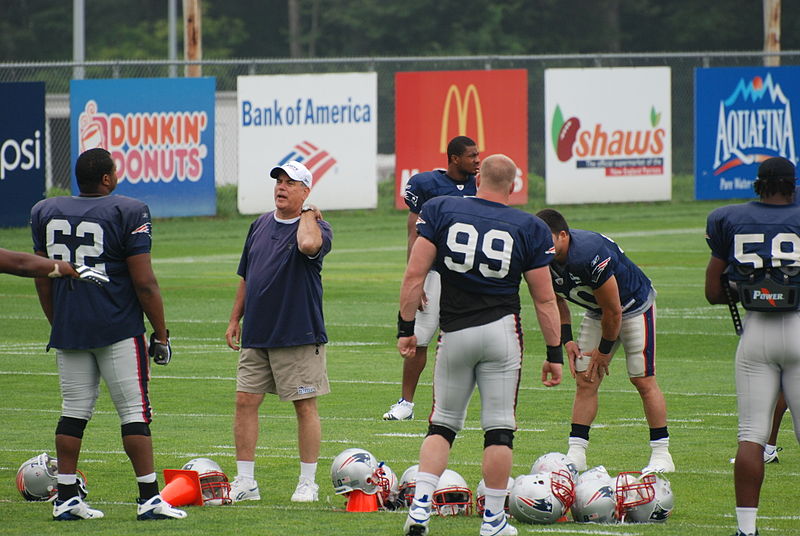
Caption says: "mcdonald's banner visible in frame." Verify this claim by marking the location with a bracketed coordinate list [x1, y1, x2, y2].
[544, 67, 672, 204]
[394, 70, 528, 209]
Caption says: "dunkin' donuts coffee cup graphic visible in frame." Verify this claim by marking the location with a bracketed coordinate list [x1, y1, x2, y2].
[79, 101, 107, 152]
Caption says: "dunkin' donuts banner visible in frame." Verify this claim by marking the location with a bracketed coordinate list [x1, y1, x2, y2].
[395, 70, 528, 209]
[544, 67, 672, 204]
[70, 78, 216, 217]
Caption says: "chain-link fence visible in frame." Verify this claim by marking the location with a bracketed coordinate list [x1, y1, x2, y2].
[2, 51, 798, 214]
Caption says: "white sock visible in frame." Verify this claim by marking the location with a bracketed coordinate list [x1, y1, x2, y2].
[735, 506, 758, 535]
[568, 436, 588, 449]
[650, 437, 670, 455]
[135, 472, 157, 483]
[764, 443, 776, 456]
[413, 471, 439, 505]
[57, 473, 77, 485]
[482, 487, 508, 519]
[300, 461, 317, 481]
[237, 460, 255, 480]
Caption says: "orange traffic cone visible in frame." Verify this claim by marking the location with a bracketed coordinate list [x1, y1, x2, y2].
[557, 514, 569, 522]
[161, 469, 204, 506]
[345, 489, 378, 512]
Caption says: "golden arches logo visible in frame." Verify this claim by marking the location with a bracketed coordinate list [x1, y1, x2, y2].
[439, 84, 485, 153]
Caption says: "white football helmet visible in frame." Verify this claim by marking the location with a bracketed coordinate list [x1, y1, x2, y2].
[509, 471, 575, 524]
[330, 448, 382, 495]
[531, 452, 578, 483]
[432, 469, 473, 516]
[475, 477, 514, 516]
[181, 457, 231, 506]
[615, 471, 673, 523]
[375, 462, 400, 509]
[571, 466, 617, 523]
[16, 453, 87, 502]
[398, 464, 419, 507]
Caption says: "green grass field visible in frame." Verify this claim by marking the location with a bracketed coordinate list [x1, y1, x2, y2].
[0, 176, 797, 535]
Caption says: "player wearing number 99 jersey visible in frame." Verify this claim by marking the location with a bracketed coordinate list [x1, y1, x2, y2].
[28, 148, 185, 522]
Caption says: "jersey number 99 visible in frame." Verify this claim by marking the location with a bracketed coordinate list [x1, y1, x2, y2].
[444, 222, 513, 278]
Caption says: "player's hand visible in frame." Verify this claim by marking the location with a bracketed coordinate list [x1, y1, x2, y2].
[397, 335, 417, 358]
[149, 331, 172, 365]
[226, 321, 241, 351]
[541, 361, 562, 387]
[565, 340, 581, 378]
[585, 348, 611, 383]
[71, 263, 110, 286]
[418, 290, 428, 311]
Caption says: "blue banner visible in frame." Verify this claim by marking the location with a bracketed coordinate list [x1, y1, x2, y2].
[695, 66, 800, 200]
[0, 82, 45, 227]
[70, 78, 216, 217]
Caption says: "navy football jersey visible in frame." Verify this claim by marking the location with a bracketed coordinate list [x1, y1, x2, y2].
[706, 201, 800, 284]
[550, 229, 654, 317]
[30, 195, 152, 349]
[416, 196, 554, 331]
[404, 169, 477, 214]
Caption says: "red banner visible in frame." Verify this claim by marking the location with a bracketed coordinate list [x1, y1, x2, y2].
[394, 69, 528, 208]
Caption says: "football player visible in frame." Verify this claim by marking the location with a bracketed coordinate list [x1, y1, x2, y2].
[398, 154, 562, 536]
[0, 247, 106, 283]
[383, 136, 480, 421]
[30, 148, 185, 521]
[536, 209, 674, 476]
[705, 156, 800, 536]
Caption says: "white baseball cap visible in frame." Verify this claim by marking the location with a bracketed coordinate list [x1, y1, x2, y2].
[270, 160, 313, 188]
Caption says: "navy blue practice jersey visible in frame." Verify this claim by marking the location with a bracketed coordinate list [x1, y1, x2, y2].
[404, 170, 477, 214]
[30, 195, 152, 349]
[416, 196, 554, 331]
[706, 201, 800, 284]
[550, 229, 653, 316]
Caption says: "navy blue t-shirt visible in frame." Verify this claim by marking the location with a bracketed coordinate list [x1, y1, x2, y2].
[404, 169, 477, 214]
[30, 195, 152, 349]
[550, 229, 654, 317]
[237, 212, 333, 348]
[417, 196, 554, 331]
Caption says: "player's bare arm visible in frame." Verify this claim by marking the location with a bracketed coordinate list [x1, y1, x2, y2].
[397, 237, 436, 358]
[226, 279, 246, 351]
[556, 295, 581, 378]
[524, 266, 563, 387]
[127, 252, 168, 343]
[704, 256, 728, 304]
[586, 275, 622, 382]
[297, 204, 323, 256]
[0, 248, 77, 279]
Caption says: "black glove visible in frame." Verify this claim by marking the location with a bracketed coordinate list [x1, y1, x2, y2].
[149, 330, 171, 365]
[72, 263, 110, 286]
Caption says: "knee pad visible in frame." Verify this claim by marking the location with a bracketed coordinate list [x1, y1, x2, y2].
[121, 422, 151, 437]
[55, 416, 88, 439]
[427, 424, 457, 447]
[484, 428, 514, 449]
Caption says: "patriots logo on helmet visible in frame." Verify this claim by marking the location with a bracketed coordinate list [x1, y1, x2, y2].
[339, 452, 372, 469]
[519, 496, 553, 512]
[588, 485, 615, 503]
[651, 504, 671, 521]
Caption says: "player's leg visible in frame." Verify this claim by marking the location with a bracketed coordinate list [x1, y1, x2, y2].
[763, 391, 787, 463]
[231, 347, 269, 501]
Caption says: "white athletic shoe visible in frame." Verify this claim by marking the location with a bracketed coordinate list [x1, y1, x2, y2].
[230, 476, 261, 502]
[642, 451, 675, 474]
[404, 498, 431, 536]
[480, 512, 518, 536]
[764, 447, 782, 464]
[291, 478, 319, 502]
[52, 496, 104, 520]
[384, 398, 415, 421]
[136, 494, 187, 520]
[566, 445, 588, 472]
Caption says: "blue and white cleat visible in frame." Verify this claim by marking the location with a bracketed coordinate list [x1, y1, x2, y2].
[53, 496, 104, 520]
[480, 510, 517, 536]
[404, 498, 431, 536]
[136, 494, 187, 520]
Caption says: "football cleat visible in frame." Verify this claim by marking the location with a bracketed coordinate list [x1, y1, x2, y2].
[480, 511, 518, 536]
[404, 498, 432, 536]
[384, 399, 415, 421]
[764, 447, 782, 464]
[52, 496, 104, 520]
[291, 478, 319, 502]
[641, 451, 675, 474]
[136, 494, 187, 520]
[731, 531, 759, 536]
[230, 476, 261, 502]
[565, 444, 588, 472]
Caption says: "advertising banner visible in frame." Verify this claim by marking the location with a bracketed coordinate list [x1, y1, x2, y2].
[0, 81, 45, 227]
[544, 67, 672, 204]
[395, 69, 528, 208]
[695, 66, 800, 200]
[70, 78, 216, 218]
[237, 73, 377, 213]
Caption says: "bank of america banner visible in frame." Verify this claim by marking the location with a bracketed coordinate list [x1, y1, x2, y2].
[544, 67, 672, 205]
[70, 78, 216, 218]
[237, 73, 377, 213]
[395, 69, 528, 209]
[695, 66, 800, 200]
[0, 81, 45, 227]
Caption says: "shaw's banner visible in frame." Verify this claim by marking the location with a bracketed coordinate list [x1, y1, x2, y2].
[70, 78, 216, 217]
[237, 73, 377, 213]
[0, 81, 45, 227]
[695, 66, 800, 200]
[394, 70, 528, 209]
[544, 67, 672, 205]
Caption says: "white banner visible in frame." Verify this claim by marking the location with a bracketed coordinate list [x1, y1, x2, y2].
[544, 67, 672, 204]
[237, 73, 377, 213]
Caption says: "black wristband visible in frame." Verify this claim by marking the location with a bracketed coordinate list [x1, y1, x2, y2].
[560, 324, 573, 345]
[397, 312, 415, 338]
[546, 344, 563, 364]
[598, 337, 615, 354]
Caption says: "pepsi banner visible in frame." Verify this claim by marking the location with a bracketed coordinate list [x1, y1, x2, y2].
[695, 67, 800, 200]
[395, 70, 528, 208]
[0, 82, 45, 227]
[237, 73, 377, 213]
[70, 78, 216, 217]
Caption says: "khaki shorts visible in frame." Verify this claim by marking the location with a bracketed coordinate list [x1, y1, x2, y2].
[237, 344, 330, 401]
